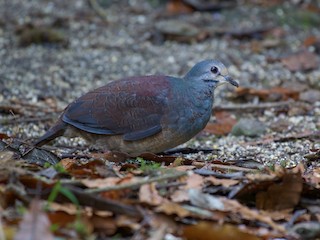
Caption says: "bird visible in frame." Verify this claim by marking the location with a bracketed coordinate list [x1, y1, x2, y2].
[34, 60, 238, 156]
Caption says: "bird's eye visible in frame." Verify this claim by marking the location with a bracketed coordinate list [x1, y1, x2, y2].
[210, 66, 219, 74]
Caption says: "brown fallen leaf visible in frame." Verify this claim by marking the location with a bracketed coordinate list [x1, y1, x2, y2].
[60, 158, 78, 170]
[289, 221, 320, 240]
[139, 183, 165, 206]
[260, 209, 294, 221]
[166, 172, 203, 202]
[303, 167, 320, 188]
[183, 0, 236, 11]
[234, 86, 300, 102]
[81, 175, 138, 201]
[148, 214, 178, 238]
[189, 189, 224, 211]
[155, 201, 191, 218]
[206, 176, 239, 187]
[154, 19, 208, 43]
[139, 152, 187, 165]
[48, 202, 79, 215]
[173, 165, 196, 171]
[303, 35, 320, 47]
[148, 224, 168, 240]
[221, 25, 275, 40]
[119, 163, 138, 171]
[0, 133, 10, 140]
[15, 200, 54, 240]
[106, 177, 137, 200]
[81, 177, 124, 188]
[221, 197, 285, 233]
[281, 49, 319, 72]
[246, 172, 278, 182]
[304, 149, 320, 162]
[170, 189, 189, 202]
[90, 215, 117, 236]
[166, 0, 193, 14]
[0, 150, 15, 165]
[47, 211, 77, 228]
[89, 151, 130, 163]
[61, 158, 113, 179]
[185, 173, 204, 190]
[115, 215, 141, 231]
[204, 111, 237, 135]
[303, 35, 320, 54]
[256, 171, 303, 211]
[232, 165, 304, 212]
[245, 130, 320, 146]
[17, 26, 67, 47]
[182, 222, 260, 240]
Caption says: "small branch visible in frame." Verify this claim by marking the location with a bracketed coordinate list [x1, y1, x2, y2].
[0, 104, 23, 114]
[67, 185, 141, 217]
[88, 0, 108, 22]
[245, 130, 320, 146]
[273, 131, 320, 142]
[192, 162, 260, 173]
[215, 100, 295, 111]
[156, 181, 186, 190]
[0, 115, 57, 125]
[194, 168, 244, 179]
[84, 171, 188, 194]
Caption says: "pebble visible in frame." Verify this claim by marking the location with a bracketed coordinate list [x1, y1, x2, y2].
[231, 118, 267, 137]
[0, 0, 319, 167]
[300, 90, 320, 103]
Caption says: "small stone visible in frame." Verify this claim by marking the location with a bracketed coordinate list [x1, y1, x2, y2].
[299, 90, 320, 103]
[231, 118, 266, 137]
[154, 19, 207, 43]
[270, 118, 290, 133]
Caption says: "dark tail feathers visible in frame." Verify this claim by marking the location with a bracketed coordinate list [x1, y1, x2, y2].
[34, 119, 67, 147]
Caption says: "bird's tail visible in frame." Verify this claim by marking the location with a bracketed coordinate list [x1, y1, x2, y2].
[34, 118, 67, 147]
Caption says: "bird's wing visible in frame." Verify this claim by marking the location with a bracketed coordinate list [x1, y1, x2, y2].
[62, 76, 170, 141]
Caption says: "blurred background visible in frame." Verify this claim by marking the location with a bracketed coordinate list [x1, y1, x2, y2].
[0, 0, 319, 164]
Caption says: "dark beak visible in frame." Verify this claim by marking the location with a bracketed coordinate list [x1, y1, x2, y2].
[223, 75, 239, 87]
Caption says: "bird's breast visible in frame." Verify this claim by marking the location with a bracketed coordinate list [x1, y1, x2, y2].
[163, 86, 214, 140]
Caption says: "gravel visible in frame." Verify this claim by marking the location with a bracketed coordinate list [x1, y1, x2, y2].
[0, 0, 319, 167]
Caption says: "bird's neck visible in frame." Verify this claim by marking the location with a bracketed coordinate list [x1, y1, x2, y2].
[185, 80, 215, 98]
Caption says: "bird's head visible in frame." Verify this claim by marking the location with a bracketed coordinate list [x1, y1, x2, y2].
[184, 59, 239, 88]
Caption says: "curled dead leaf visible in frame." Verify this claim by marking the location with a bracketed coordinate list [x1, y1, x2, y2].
[234, 86, 300, 102]
[256, 172, 303, 211]
[15, 200, 54, 240]
[183, 222, 260, 240]
[155, 202, 191, 218]
[139, 183, 164, 206]
[204, 111, 237, 136]
[281, 50, 319, 72]
[206, 176, 239, 187]
[189, 189, 224, 211]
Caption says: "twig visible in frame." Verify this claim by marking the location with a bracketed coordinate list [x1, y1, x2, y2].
[156, 181, 186, 190]
[84, 171, 187, 193]
[245, 130, 320, 146]
[192, 161, 259, 173]
[88, 0, 108, 22]
[273, 131, 320, 142]
[215, 100, 295, 111]
[9, 100, 57, 110]
[0, 115, 57, 125]
[0, 104, 23, 114]
[0, 212, 5, 240]
[67, 185, 141, 217]
[194, 168, 244, 179]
